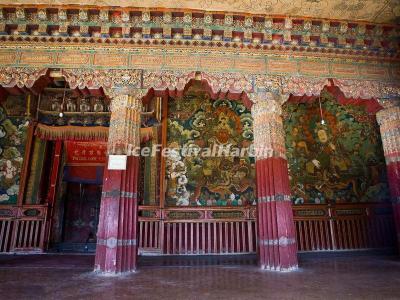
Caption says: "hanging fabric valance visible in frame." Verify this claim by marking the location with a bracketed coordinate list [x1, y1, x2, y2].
[35, 123, 157, 142]
[35, 124, 109, 141]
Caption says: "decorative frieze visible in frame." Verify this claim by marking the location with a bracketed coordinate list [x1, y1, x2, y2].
[62, 69, 142, 90]
[332, 79, 400, 100]
[0, 6, 396, 57]
[0, 67, 48, 88]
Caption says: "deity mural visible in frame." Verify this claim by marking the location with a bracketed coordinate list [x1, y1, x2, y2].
[0, 98, 29, 204]
[166, 85, 255, 207]
[283, 92, 389, 204]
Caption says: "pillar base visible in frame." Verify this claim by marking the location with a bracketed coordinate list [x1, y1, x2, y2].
[93, 268, 137, 276]
[260, 264, 299, 272]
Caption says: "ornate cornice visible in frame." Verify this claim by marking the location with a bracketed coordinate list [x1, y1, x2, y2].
[0, 66, 47, 88]
[62, 69, 142, 89]
[0, 5, 398, 60]
[1, 67, 400, 104]
[142, 71, 196, 91]
[332, 78, 400, 100]
[0, 1, 398, 23]
[200, 72, 253, 94]
[254, 75, 330, 97]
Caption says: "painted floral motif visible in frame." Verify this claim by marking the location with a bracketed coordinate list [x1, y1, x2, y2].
[281, 77, 329, 97]
[62, 69, 142, 89]
[0, 105, 28, 204]
[166, 84, 255, 207]
[201, 73, 253, 94]
[283, 91, 389, 204]
[0, 67, 48, 88]
[254, 75, 329, 98]
[333, 79, 400, 100]
[143, 71, 196, 91]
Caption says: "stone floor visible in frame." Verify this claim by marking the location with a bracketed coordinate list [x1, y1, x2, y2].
[0, 253, 399, 300]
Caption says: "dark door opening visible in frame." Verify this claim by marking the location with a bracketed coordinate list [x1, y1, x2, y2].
[60, 182, 101, 253]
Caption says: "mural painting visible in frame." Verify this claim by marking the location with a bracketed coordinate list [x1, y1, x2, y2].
[0, 96, 29, 204]
[166, 85, 255, 207]
[283, 92, 389, 204]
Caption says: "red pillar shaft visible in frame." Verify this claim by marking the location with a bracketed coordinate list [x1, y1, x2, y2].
[94, 156, 139, 273]
[377, 102, 400, 253]
[387, 159, 400, 251]
[256, 157, 298, 271]
[252, 95, 298, 271]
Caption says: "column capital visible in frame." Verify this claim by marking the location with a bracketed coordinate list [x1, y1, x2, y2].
[104, 87, 148, 99]
[251, 93, 286, 160]
[109, 93, 143, 114]
[376, 98, 400, 126]
[250, 91, 285, 116]
[378, 97, 400, 109]
[107, 89, 145, 155]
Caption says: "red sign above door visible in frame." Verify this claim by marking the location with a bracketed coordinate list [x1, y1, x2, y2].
[65, 141, 107, 166]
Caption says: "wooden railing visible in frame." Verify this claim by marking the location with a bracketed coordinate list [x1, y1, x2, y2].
[293, 203, 396, 251]
[0, 203, 395, 254]
[138, 203, 397, 255]
[138, 206, 257, 255]
[0, 205, 48, 253]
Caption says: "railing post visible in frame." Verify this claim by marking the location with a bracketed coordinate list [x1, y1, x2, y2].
[328, 204, 337, 250]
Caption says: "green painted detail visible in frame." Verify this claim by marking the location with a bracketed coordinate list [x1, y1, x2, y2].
[23, 208, 40, 217]
[140, 210, 157, 218]
[167, 211, 201, 220]
[0, 209, 14, 217]
[211, 211, 245, 219]
[0, 99, 29, 205]
[294, 210, 326, 217]
[166, 83, 255, 207]
[335, 209, 364, 216]
[284, 91, 389, 205]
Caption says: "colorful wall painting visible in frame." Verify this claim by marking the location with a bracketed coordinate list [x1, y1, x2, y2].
[166, 84, 255, 207]
[283, 92, 389, 204]
[0, 96, 29, 204]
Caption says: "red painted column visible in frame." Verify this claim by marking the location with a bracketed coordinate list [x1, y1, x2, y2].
[94, 90, 145, 274]
[252, 94, 298, 271]
[376, 100, 400, 252]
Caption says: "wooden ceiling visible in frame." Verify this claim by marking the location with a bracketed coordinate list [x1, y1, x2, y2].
[0, 0, 399, 23]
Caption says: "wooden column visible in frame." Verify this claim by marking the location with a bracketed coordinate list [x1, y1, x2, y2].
[252, 93, 298, 271]
[17, 120, 36, 205]
[94, 89, 145, 274]
[376, 99, 400, 253]
[44, 140, 63, 249]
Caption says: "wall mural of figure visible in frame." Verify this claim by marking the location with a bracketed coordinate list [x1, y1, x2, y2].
[166, 84, 255, 207]
[0, 98, 29, 204]
[283, 92, 389, 204]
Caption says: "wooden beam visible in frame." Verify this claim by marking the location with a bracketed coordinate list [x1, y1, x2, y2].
[17, 116, 36, 206]
[43, 140, 63, 250]
[159, 93, 168, 209]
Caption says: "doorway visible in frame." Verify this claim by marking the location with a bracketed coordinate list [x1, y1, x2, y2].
[61, 182, 101, 252]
